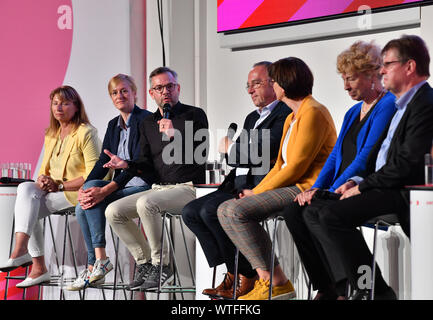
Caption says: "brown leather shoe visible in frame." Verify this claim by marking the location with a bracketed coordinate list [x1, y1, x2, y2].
[217, 274, 258, 299]
[202, 272, 234, 297]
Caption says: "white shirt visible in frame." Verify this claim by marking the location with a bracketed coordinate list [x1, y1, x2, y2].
[232, 100, 279, 176]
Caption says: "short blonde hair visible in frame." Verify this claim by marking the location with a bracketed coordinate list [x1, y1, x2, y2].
[108, 74, 138, 103]
[337, 41, 382, 77]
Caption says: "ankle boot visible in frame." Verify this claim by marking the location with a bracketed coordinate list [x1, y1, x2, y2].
[202, 272, 234, 297]
[217, 274, 258, 299]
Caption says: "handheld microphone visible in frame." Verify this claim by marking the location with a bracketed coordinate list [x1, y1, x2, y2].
[163, 103, 171, 119]
[219, 122, 238, 163]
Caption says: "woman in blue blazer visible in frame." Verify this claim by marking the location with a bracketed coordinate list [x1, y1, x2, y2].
[283, 41, 396, 300]
[68, 74, 152, 291]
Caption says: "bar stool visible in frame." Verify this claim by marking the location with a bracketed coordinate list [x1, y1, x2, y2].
[230, 213, 311, 300]
[44, 206, 82, 300]
[3, 217, 32, 300]
[362, 214, 399, 300]
[141, 211, 195, 300]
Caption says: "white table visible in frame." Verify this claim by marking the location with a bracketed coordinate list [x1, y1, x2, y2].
[410, 188, 433, 300]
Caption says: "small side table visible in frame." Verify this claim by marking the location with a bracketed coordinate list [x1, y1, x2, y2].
[409, 185, 433, 300]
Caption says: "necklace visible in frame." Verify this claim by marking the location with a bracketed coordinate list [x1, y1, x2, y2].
[360, 90, 385, 115]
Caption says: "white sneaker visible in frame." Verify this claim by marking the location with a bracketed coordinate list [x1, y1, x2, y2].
[89, 258, 113, 283]
[67, 269, 105, 291]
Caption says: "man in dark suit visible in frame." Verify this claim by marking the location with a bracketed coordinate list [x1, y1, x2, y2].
[303, 35, 433, 300]
[182, 61, 291, 299]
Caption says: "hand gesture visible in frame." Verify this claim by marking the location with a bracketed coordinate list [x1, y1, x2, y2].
[103, 149, 128, 169]
[294, 188, 318, 206]
[334, 180, 356, 194]
[37, 175, 58, 192]
[158, 119, 175, 138]
[340, 185, 361, 200]
[238, 189, 254, 199]
[218, 136, 233, 154]
[78, 186, 106, 210]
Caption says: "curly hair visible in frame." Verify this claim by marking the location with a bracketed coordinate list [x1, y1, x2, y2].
[337, 41, 382, 77]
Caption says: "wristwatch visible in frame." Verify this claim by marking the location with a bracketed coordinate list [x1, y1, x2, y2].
[58, 182, 64, 191]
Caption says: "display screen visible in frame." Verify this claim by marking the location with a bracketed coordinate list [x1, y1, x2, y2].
[217, 0, 425, 33]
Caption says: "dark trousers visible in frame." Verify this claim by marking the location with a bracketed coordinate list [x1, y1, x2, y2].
[182, 190, 256, 277]
[298, 188, 408, 293]
[283, 199, 347, 293]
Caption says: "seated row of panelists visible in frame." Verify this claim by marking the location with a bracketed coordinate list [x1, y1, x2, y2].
[2, 35, 431, 301]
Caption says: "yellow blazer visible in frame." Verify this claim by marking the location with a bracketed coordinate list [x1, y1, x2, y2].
[253, 95, 337, 194]
[39, 123, 100, 205]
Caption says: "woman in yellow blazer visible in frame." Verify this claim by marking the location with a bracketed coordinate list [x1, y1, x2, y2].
[0, 86, 100, 288]
[218, 57, 337, 300]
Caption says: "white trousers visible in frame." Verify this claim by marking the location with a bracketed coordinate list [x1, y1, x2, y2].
[14, 182, 71, 257]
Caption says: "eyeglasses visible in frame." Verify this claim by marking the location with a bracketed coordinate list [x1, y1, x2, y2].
[246, 79, 272, 91]
[382, 60, 404, 70]
[151, 83, 178, 93]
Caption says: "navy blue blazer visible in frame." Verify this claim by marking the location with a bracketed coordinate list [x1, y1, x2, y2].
[86, 105, 152, 188]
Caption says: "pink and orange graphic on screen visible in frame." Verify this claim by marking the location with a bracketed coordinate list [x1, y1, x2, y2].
[0, 0, 73, 300]
[217, 0, 423, 32]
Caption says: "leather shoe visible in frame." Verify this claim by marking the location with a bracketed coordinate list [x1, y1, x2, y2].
[202, 272, 234, 297]
[16, 272, 51, 288]
[217, 274, 258, 299]
[350, 287, 397, 300]
[0, 253, 33, 272]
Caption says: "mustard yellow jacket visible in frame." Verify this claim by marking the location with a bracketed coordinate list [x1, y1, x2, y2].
[38, 123, 100, 205]
[253, 95, 337, 194]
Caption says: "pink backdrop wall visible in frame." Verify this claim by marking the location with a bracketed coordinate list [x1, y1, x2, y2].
[0, 0, 73, 175]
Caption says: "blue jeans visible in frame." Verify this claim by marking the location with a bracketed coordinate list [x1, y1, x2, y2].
[75, 180, 149, 266]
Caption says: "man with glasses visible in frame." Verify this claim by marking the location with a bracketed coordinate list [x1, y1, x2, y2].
[182, 61, 290, 299]
[103, 66, 209, 291]
[302, 35, 433, 299]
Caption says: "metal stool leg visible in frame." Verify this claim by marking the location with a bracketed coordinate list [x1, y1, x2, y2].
[268, 217, 280, 300]
[178, 216, 195, 286]
[211, 266, 217, 289]
[165, 218, 185, 300]
[232, 248, 239, 300]
[4, 217, 15, 300]
[157, 212, 167, 300]
[65, 215, 83, 300]
[110, 226, 128, 300]
[370, 221, 380, 300]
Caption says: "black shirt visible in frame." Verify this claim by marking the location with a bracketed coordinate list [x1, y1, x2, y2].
[337, 107, 373, 177]
[127, 101, 209, 184]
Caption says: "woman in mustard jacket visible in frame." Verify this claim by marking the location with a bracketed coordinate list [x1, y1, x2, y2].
[0, 86, 100, 288]
[217, 57, 337, 300]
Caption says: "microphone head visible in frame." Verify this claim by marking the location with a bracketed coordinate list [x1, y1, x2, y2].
[227, 122, 238, 140]
[228, 122, 237, 131]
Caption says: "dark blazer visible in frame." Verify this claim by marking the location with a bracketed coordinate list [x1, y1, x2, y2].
[128, 101, 209, 184]
[360, 82, 433, 192]
[86, 105, 152, 188]
[219, 101, 291, 193]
